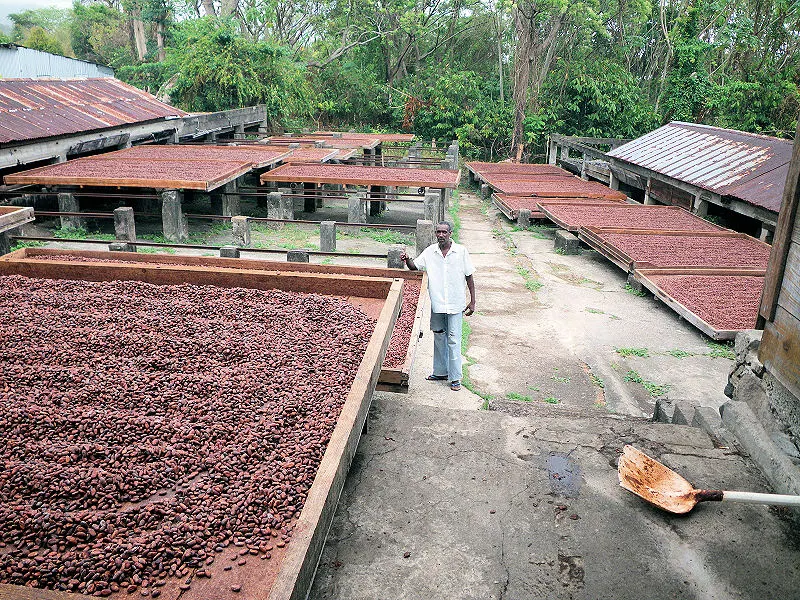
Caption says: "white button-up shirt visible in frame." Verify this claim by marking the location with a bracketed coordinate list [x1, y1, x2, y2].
[414, 242, 475, 314]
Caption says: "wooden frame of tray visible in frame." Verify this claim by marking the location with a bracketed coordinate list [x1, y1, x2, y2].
[1, 248, 425, 392]
[0, 256, 402, 600]
[577, 227, 771, 274]
[631, 266, 766, 341]
[0, 205, 34, 234]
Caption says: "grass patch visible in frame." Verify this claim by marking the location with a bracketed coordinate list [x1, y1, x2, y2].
[321, 257, 334, 265]
[624, 283, 648, 297]
[449, 190, 461, 243]
[589, 374, 605, 388]
[551, 375, 571, 384]
[516, 265, 543, 293]
[624, 369, 670, 397]
[507, 392, 533, 402]
[338, 227, 414, 246]
[53, 227, 115, 241]
[527, 385, 540, 391]
[706, 340, 735, 360]
[616, 347, 649, 358]
[667, 349, 695, 359]
[138, 247, 177, 255]
[10, 240, 46, 252]
[461, 319, 492, 406]
[585, 307, 605, 314]
[543, 396, 560, 404]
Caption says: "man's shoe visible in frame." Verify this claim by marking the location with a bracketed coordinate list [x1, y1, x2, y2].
[450, 381, 461, 391]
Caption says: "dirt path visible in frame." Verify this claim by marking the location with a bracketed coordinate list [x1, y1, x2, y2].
[422, 189, 733, 418]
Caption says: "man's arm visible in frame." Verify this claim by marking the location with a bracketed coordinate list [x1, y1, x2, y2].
[464, 274, 476, 316]
[399, 248, 418, 271]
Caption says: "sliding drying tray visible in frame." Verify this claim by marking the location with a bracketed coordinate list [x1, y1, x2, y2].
[0, 205, 34, 234]
[0, 250, 403, 600]
[1, 248, 427, 392]
[630, 266, 766, 341]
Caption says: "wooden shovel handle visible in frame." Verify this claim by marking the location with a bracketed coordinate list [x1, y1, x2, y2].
[699, 489, 800, 507]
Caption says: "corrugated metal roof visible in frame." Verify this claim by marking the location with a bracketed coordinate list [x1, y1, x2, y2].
[0, 78, 186, 144]
[607, 122, 792, 213]
[0, 45, 114, 79]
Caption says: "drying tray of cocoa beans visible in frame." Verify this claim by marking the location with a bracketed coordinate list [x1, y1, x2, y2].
[0, 257, 403, 600]
[0, 248, 427, 393]
[537, 203, 727, 233]
[578, 227, 772, 273]
[631, 267, 766, 340]
[491, 194, 622, 222]
[0, 205, 34, 234]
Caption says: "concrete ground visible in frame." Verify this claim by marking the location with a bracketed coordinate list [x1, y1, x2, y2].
[310, 190, 800, 599]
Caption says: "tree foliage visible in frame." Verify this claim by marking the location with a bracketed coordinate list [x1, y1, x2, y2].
[14, 0, 799, 156]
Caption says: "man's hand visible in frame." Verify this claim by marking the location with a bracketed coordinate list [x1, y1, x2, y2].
[464, 300, 475, 317]
[399, 248, 408, 262]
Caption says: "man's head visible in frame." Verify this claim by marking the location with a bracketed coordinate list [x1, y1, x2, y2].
[435, 221, 453, 248]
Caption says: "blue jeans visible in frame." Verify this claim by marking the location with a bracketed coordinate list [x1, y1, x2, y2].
[430, 311, 463, 382]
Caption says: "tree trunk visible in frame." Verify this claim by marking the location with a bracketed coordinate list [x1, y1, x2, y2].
[201, 0, 217, 17]
[130, 8, 147, 61]
[220, 0, 237, 18]
[156, 20, 165, 62]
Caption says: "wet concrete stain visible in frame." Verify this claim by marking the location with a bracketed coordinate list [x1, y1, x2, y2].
[547, 452, 582, 498]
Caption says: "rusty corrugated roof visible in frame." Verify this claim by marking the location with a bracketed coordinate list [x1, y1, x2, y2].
[0, 78, 186, 144]
[607, 122, 792, 213]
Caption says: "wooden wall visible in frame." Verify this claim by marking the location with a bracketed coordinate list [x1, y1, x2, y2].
[759, 123, 800, 401]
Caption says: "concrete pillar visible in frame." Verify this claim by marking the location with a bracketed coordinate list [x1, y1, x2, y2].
[161, 190, 188, 242]
[580, 155, 588, 180]
[234, 124, 245, 135]
[279, 193, 294, 220]
[53, 154, 67, 164]
[267, 191, 282, 220]
[424, 192, 438, 222]
[387, 245, 404, 269]
[481, 183, 491, 200]
[694, 195, 709, 216]
[348, 192, 367, 223]
[0, 232, 11, 256]
[231, 216, 251, 247]
[320, 221, 336, 252]
[287, 250, 309, 263]
[759, 225, 774, 243]
[109, 242, 134, 252]
[416, 219, 434, 255]
[548, 140, 558, 165]
[609, 170, 620, 191]
[560, 145, 569, 160]
[440, 188, 450, 221]
[222, 180, 241, 217]
[113, 206, 136, 242]
[58, 193, 82, 230]
[518, 209, 531, 229]
[220, 245, 240, 258]
[554, 230, 580, 255]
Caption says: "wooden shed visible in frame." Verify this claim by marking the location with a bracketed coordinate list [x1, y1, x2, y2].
[757, 122, 800, 431]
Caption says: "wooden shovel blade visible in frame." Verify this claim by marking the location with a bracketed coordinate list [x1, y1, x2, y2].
[617, 445, 699, 514]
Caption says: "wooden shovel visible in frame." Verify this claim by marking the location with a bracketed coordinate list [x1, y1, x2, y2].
[617, 445, 800, 514]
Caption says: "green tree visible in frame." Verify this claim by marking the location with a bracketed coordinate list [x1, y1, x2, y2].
[24, 26, 65, 55]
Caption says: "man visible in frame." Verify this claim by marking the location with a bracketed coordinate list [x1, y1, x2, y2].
[400, 221, 476, 391]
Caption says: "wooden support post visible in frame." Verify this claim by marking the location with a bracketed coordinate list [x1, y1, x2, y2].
[58, 193, 82, 230]
[424, 191, 438, 222]
[609, 170, 620, 191]
[161, 190, 188, 242]
[304, 182, 316, 213]
[580, 154, 588, 180]
[113, 206, 136, 242]
[548, 140, 558, 165]
[231, 216, 251, 247]
[0, 232, 11, 256]
[693, 194, 709, 216]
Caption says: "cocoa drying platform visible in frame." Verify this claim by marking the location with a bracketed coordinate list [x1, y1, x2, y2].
[0, 248, 427, 392]
[259, 163, 461, 190]
[4, 145, 290, 191]
[0, 250, 404, 600]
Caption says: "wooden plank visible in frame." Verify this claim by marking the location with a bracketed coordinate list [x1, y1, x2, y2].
[400, 272, 429, 384]
[0, 587, 94, 600]
[776, 241, 800, 319]
[268, 278, 402, 600]
[760, 122, 800, 322]
[637, 267, 767, 277]
[759, 305, 800, 401]
[260, 164, 460, 189]
[0, 260, 394, 298]
[491, 194, 516, 220]
[0, 206, 34, 234]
